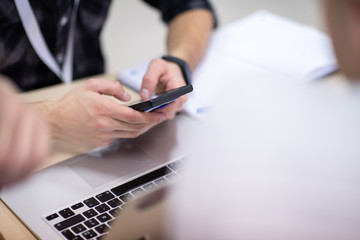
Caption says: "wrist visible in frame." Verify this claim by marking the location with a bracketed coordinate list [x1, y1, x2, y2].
[166, 50, 193, 70]
[31, 100, 62, 141]
[162, 55, 192, 85]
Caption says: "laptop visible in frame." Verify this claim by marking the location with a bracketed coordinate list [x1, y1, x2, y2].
[0, 113, 198, 240]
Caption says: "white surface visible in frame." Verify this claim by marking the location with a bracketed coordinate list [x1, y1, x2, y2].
[118, 60, 150, 91]
[211, 10, 337, 80]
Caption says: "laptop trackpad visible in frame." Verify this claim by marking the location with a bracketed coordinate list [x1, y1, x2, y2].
[68, 141, 156, 188]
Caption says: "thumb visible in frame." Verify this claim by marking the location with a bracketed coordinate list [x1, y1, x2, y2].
[84, 78, 131, 102]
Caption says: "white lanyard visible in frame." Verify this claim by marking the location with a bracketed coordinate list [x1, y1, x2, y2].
[14, 0, 80, 84]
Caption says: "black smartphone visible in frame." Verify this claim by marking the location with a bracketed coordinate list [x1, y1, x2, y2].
[129, 85, 193, 112]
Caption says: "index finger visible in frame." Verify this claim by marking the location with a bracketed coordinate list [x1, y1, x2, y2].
[102, 96, 168, 124]
[141, 59, 167, 100]
[84, 78, 131, 102]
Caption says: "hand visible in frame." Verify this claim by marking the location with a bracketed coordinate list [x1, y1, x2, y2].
[39, 78, 168, 147]
[0, 79, 50, 186]
[140, 58, 188, 120]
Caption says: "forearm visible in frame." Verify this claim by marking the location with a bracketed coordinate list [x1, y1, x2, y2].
[167, 9, 214, 71]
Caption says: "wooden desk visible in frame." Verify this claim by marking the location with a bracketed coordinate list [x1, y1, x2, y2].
[0, 74, 141, 240]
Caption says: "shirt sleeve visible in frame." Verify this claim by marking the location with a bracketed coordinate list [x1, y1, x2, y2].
[142, 0, 218, 27]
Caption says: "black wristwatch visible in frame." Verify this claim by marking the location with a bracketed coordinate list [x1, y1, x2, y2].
[162, 56, 192, 85]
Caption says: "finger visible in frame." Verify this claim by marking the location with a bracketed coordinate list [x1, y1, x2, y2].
[91, 115, 151, 133]
[155, 104, 177, 120]
[110, 125, 156, 139]
[154, 96, 187, 115]
[120, 108, 168, 125]
[141, 59, 167, 100]
[100, 97, 168, 124]
[84, 78, 131, 102]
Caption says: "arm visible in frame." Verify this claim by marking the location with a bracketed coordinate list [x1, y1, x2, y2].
[140, 7, 215, 119]
[0, 76, 50, 186]
[167, 9, 214, 71]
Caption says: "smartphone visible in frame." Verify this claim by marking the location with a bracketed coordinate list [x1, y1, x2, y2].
[129, 85, 193, 112]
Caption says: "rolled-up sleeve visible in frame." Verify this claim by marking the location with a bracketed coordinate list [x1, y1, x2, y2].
[142, 0, 217, 27]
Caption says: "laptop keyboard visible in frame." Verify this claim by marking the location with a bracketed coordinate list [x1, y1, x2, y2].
[43, 159, 186, 240]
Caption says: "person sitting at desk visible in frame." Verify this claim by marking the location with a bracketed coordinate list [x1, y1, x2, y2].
[0, 0, 216, 147]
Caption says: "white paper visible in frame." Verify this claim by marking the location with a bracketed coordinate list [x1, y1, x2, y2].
[215, 10, 338, 81]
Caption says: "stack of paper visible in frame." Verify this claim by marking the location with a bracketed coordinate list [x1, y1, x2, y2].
[210, 10, 337, 80]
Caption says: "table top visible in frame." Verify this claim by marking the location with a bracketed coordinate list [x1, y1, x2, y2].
[0, 72, 347, 240]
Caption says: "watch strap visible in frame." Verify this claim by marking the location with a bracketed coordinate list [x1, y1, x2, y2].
[162, 56, 192, 85]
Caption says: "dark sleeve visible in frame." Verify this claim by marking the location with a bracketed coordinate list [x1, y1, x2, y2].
[142, 0, 218, 27]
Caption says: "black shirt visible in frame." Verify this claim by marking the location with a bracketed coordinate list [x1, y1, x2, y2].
[0, 0, 216, 91]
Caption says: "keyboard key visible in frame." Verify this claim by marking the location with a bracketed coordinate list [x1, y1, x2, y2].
[131, 188, 145, 197]
[71, 223, 86, 234]
[168, 160, 185, 171]
[82, 229, 97, 239]
[59, 208, 75, 219]
[95, 224, 110, 234]
[111, 167, 169, 196]
[96, 191, 115, 203]
[107, 219, 116, 226]
[143, 183, 157, 192]
[109, 207, 121, 218]
[177, 169, 186, 175]
[97, 213, 112, 223]
[108, 219, 117, 226]
[54, 214, 85, 231]
[180, 156, 190, 164]
[71, 202, 84, 210]
[61, 229, 75, 240]
[72, 236, 84, 240]
[83, 209, 98, 219]
[165, 173, 178, 182]
[84, 197, 100, 208]
[45, 213, 59, 221]
[154, 177, 168, 187]
[95, 203, 110, 213]
[107, 198, 121, 208]
[84, 218, 100, 228]
[119, 193, 134, 203]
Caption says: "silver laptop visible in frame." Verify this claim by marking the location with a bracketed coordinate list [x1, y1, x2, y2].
[0, 113, 198, 240]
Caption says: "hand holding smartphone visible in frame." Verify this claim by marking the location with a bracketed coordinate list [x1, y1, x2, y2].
[129, 56, 193, 112]
[129, 85, 193, 112]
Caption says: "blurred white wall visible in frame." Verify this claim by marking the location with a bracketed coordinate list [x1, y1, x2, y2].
[102, 0, 323, 74]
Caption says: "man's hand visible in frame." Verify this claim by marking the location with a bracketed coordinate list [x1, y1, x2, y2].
[0, 79, 50, 186]
[140, 58, 188, 120]
[140, 9, 214, 119]
[37, 78, 168, 147]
